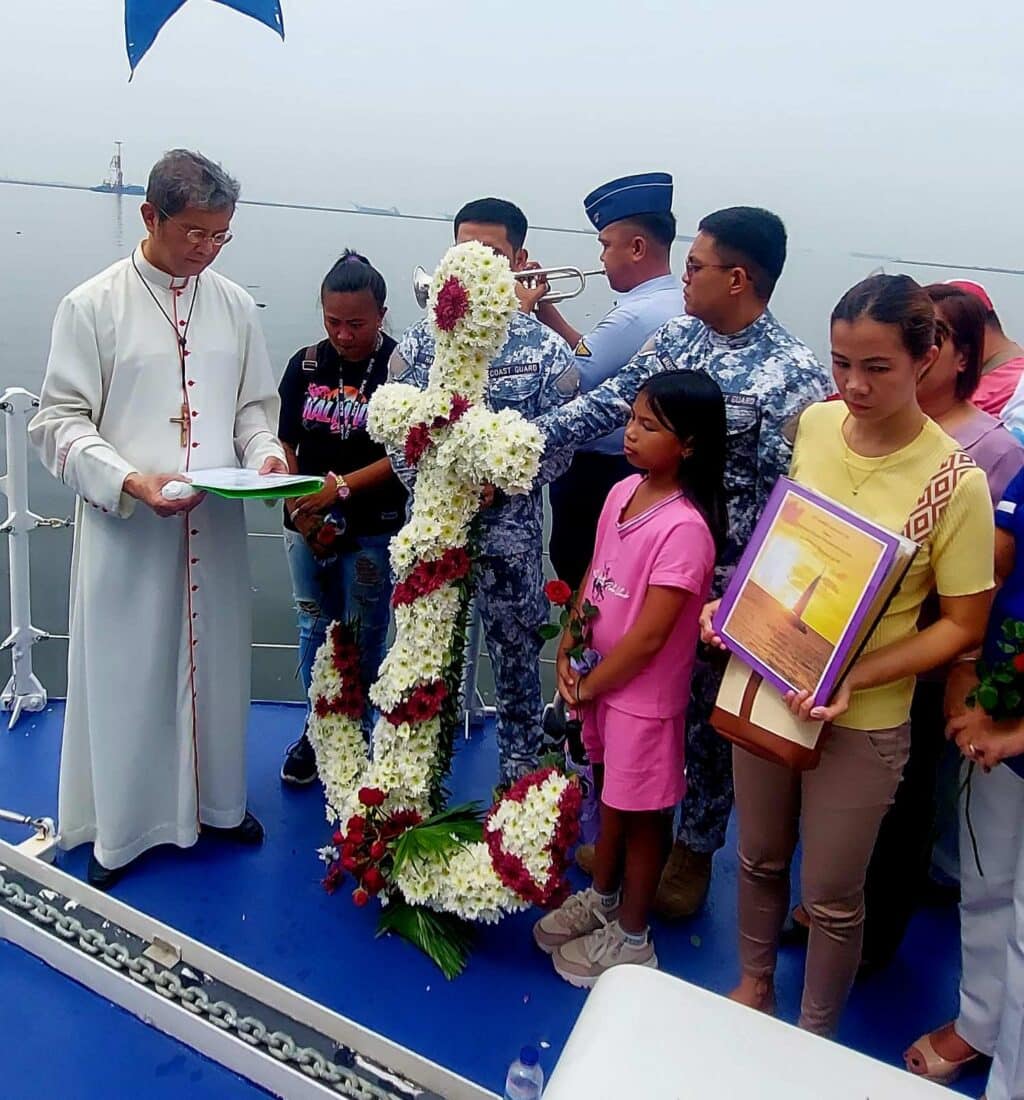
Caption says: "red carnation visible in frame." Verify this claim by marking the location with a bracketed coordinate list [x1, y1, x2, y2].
[434, 277, 470, 332]
[404, 424, 433, 468]
[1014, 653, 1024, 674]
[384, 808, 423, 834]
[545, 579, 573, 606]
[449, 393, 472, 421]
[358, 786, 386, 807]
[352, 887, 370, 907]
[323, 864, 344, 894]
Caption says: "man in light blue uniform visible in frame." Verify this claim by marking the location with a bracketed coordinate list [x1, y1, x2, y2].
[523, 172, 683, 590]
[533, 207, 832, 916]
[388, 198, 577, 788]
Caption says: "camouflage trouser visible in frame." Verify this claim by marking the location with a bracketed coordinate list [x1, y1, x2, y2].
[475, 546, 546, 786]
[677, 654, 733, 854]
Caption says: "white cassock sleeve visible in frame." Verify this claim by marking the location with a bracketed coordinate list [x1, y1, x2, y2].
[28, 295, 137, 519]
[233, 297, 286, 470]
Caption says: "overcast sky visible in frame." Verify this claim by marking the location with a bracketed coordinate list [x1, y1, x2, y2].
[2, 0, 1023, 269]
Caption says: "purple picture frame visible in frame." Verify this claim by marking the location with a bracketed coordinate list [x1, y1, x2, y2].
[713, 477, 903, 705]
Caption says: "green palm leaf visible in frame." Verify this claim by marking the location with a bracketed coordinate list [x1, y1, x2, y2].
[376, 901, 475, 980]
[390, 803, 484, 880]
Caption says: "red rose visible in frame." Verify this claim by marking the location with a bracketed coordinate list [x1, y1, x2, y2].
[352, 887, 370, 907]
[358, 787, 386, 807]
[341, 855, 359, 872]
[545, 579, 573, 606]
[1014, 653, 1024, 673]
[362, 867, 386, 894]
[370, 840, 386, 860]
[347, 815, 366, 837]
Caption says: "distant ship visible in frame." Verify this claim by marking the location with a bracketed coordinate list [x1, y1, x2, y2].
[90, 141, 145, 196]
[353, 202, 400, 215]
[92, 182, 145, 195]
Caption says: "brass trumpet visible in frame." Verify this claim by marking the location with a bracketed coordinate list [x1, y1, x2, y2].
[413, 264, 605, 309]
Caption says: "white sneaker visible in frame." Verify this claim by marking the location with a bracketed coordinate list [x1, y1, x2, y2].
[532, 888, 619, 955]
[553, 920, 658, 989]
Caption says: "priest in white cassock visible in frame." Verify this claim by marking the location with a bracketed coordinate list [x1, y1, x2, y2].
[29, 149, 287, 889]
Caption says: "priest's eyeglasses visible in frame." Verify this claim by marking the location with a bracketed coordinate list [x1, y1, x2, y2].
[158, 209, 233, 247]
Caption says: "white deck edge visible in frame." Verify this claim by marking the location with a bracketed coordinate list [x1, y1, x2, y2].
[0, 838, 499, 1100]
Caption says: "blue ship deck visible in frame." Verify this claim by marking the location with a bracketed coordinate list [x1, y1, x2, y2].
[0, 701, 985, 1097]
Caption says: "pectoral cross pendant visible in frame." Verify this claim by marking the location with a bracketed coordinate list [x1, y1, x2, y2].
[170, 403, 189, 448]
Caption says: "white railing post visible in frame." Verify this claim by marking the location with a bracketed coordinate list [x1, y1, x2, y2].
[459, 603, 495, 738]
[0, 388, 51, 729]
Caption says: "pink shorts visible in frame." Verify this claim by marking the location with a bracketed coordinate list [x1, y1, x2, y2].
[582, 699, 687, 812]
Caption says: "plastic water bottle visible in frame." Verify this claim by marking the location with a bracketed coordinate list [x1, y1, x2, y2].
[504, 1046, 544, 1099]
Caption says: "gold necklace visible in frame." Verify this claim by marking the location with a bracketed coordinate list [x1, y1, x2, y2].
[841, 420, 891, 496]
[843, 459, 880, 495]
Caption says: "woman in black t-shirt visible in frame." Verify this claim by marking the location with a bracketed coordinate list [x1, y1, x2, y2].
[277, 251, 406, 784]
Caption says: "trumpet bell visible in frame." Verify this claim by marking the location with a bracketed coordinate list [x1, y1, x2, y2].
[412, 265, 432, 309]
[411, 262, 606, 309]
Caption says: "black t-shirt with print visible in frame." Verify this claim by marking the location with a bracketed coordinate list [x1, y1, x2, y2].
[278, 333, 406, 536]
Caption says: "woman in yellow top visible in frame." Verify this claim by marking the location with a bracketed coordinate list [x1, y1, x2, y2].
[710, 274, 994, 1036]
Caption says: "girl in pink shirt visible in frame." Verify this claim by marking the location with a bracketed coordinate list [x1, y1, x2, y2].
[534, 370, 727, 986]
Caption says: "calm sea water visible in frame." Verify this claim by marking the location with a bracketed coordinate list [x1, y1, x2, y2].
[2, 182, 1021, 699]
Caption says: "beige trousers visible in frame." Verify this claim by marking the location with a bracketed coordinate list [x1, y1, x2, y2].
[733, 722, 910, 1035]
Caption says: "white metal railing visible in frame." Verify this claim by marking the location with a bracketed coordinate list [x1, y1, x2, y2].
[0, 388, 69, 728]
[0, 386, 505, 732]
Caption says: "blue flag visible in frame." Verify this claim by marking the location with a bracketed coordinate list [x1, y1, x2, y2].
[125, 0, 284, 74]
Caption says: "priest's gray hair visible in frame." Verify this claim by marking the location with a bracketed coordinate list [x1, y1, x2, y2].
[146, 149, 240, 219]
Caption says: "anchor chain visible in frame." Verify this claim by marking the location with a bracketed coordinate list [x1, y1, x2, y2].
[0, 871, 411, 1100]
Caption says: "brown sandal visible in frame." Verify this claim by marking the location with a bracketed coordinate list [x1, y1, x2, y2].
[904, 1027, 981, 1085]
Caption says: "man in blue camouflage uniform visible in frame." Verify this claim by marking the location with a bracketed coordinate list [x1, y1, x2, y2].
[534, 207, 832, 916]
[388, 198, 577, 788]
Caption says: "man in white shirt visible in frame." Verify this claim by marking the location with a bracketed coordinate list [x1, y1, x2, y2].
[522, 172, 682, 589]
[30, 149, 287, 889]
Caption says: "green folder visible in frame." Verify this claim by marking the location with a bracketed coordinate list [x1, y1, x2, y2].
[187, 472, 325, 500]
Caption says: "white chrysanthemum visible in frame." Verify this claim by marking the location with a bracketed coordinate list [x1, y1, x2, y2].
[392, 841, 526, 923]
[426, 242, 517, 395]
[358, 716, 440, 813]
[435, 408, 544, 496]
[388, 451, 480, 575]
[370, 585, 462, 710]
[305, 636, 371, 824]
[486, 772, 571, 883]
[366, 384, 431, 448]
